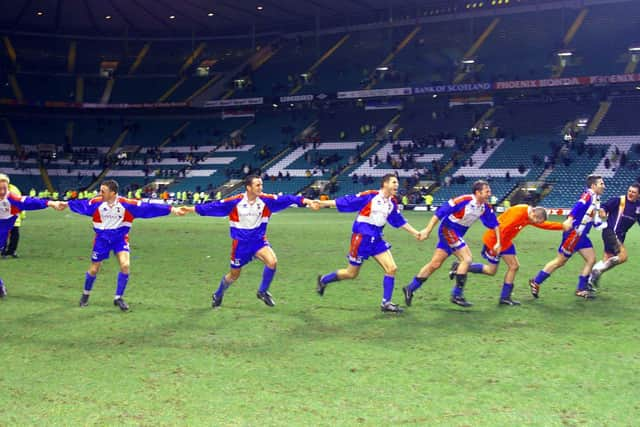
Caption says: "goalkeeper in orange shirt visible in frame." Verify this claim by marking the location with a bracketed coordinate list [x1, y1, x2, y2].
[449, 205, 562, 305]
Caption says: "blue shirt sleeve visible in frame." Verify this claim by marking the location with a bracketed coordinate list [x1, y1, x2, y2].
[123, 201, 171, 219]
[480, 205, 499, 229]
[335, 193, 373, 213]
[387, 201, 408, 228]
[261, 194, 304, 213]
[435, 198, 465, 219]
[7, 193, 48, 211]
[195, 199, 237, 217]
[68, 199, 100, 217]
[569, 194, 590, 226]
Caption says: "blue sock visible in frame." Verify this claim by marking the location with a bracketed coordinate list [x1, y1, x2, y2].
[382, 275, 394, 303]
[452, 274, 467, 297]
[407, 276, 427, 291]
[500, 283, 513, 299]
[259, 266, 276, 293]
[576, 275, 588, 291]
[215, 276, 231, 298]
[84, 272, 97, 292]
[115, 272, 129, 297]
[469, 263, 484, 274]
[534, 270, 550, 285]
[320, 271, 339, 285]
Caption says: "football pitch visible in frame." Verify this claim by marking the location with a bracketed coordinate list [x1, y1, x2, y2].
[2, 208, 639, 426]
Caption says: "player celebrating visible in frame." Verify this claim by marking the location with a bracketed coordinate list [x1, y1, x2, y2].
[588, 182, 640, 289]
[67, 179, 183, 311]
[0, 173, 66, 298]
[452, 204, 562, 305]
[403, 180, 500, 308]
[529, 174, 606, 299]
[315, 174, 421, 313]
[181, 175, 317, 309]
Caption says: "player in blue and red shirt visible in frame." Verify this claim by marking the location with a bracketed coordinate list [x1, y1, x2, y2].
[0, 173, 66, 298]
[403, 180, 501, 308]
[529, 174, 606, 299]
[67, 179, 183, 311]
[182, 175, 316, 309]
[315, 174, 421, 313]
[588, 182, 640, 288]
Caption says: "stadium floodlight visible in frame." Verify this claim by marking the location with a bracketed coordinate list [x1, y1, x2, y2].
[376, 66, 389, 71]
[557, 51, 573, 57]
[462, 59, 475, 64]
[36, 11, 44, 16]
[629, 46, 640, 52]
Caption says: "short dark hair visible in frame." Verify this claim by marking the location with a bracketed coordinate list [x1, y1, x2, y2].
[586, 174, 602, 188]
[381, 173, 397, 185]
[531, 206, 548, 221]
[472, 180, 489, 194]
[244, 174, 261, 188]
[629, 182, 640, 192]
[101, 179, 119, 193]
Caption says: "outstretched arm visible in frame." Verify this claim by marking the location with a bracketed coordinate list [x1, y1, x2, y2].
[420, 215, 440, 240]
[401, 222, 421, 240]
[492, 226, 501, 253]
[315, 199, 337, 208]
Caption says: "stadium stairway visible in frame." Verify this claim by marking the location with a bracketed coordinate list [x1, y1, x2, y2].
[453, 17, 500, 84]
[552, 8, 588, 78]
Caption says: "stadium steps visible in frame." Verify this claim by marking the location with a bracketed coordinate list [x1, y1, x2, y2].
[127, 43, 151, 75]
[85, 128, 130, 191]
[453, 17, 500, 84]
[191, 39, 280, 105]
[75, 77, 84, 102]
[290, 34, 351, 95]
[178, 42, 206, 76]
[157, 76, 187, 102]
[624, 54, 638, 74]
[2, 36, 17, 67]
[553, 8, 588, 77]
[587, 101, 611, 135]
[8, 75, 23, 102]
[67, 41, 76, 73]
[184, 73, 223, 103]
[366, 25, 422, 89]
[100, 78, 114, 104]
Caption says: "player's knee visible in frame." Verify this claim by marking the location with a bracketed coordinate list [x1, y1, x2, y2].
[619, 252, 628, 263]
[385, 264, 397, 276]
[429, 259, 443, 270]
[229, 269, 241, 280]
[265, 259, 277, 270]
[486, 266, 498, 276]
[461, 255, 473, 265]
[509, 263, 520, 273]
[343, 269, 358, 279]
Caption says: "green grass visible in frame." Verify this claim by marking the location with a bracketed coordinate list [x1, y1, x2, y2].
[2, 209, 639, 426]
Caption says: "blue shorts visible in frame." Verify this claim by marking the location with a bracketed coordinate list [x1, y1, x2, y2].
[347, 233, 391, 266]
[436, 225, 467, 256]
[92, 235, 130, 262]
[230, 238, 270, 268]
[481, 244, 517, 265]
[558, 230, 593, 257]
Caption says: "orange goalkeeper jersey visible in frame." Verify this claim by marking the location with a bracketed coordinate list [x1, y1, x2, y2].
[482, 204, 563, 251]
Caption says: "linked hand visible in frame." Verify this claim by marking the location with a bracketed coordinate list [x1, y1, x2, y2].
[493, 242, 502, 254]
[48, 201, 67, 211]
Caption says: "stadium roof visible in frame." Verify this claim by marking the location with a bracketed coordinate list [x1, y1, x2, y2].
[0, 0, 458, 39]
